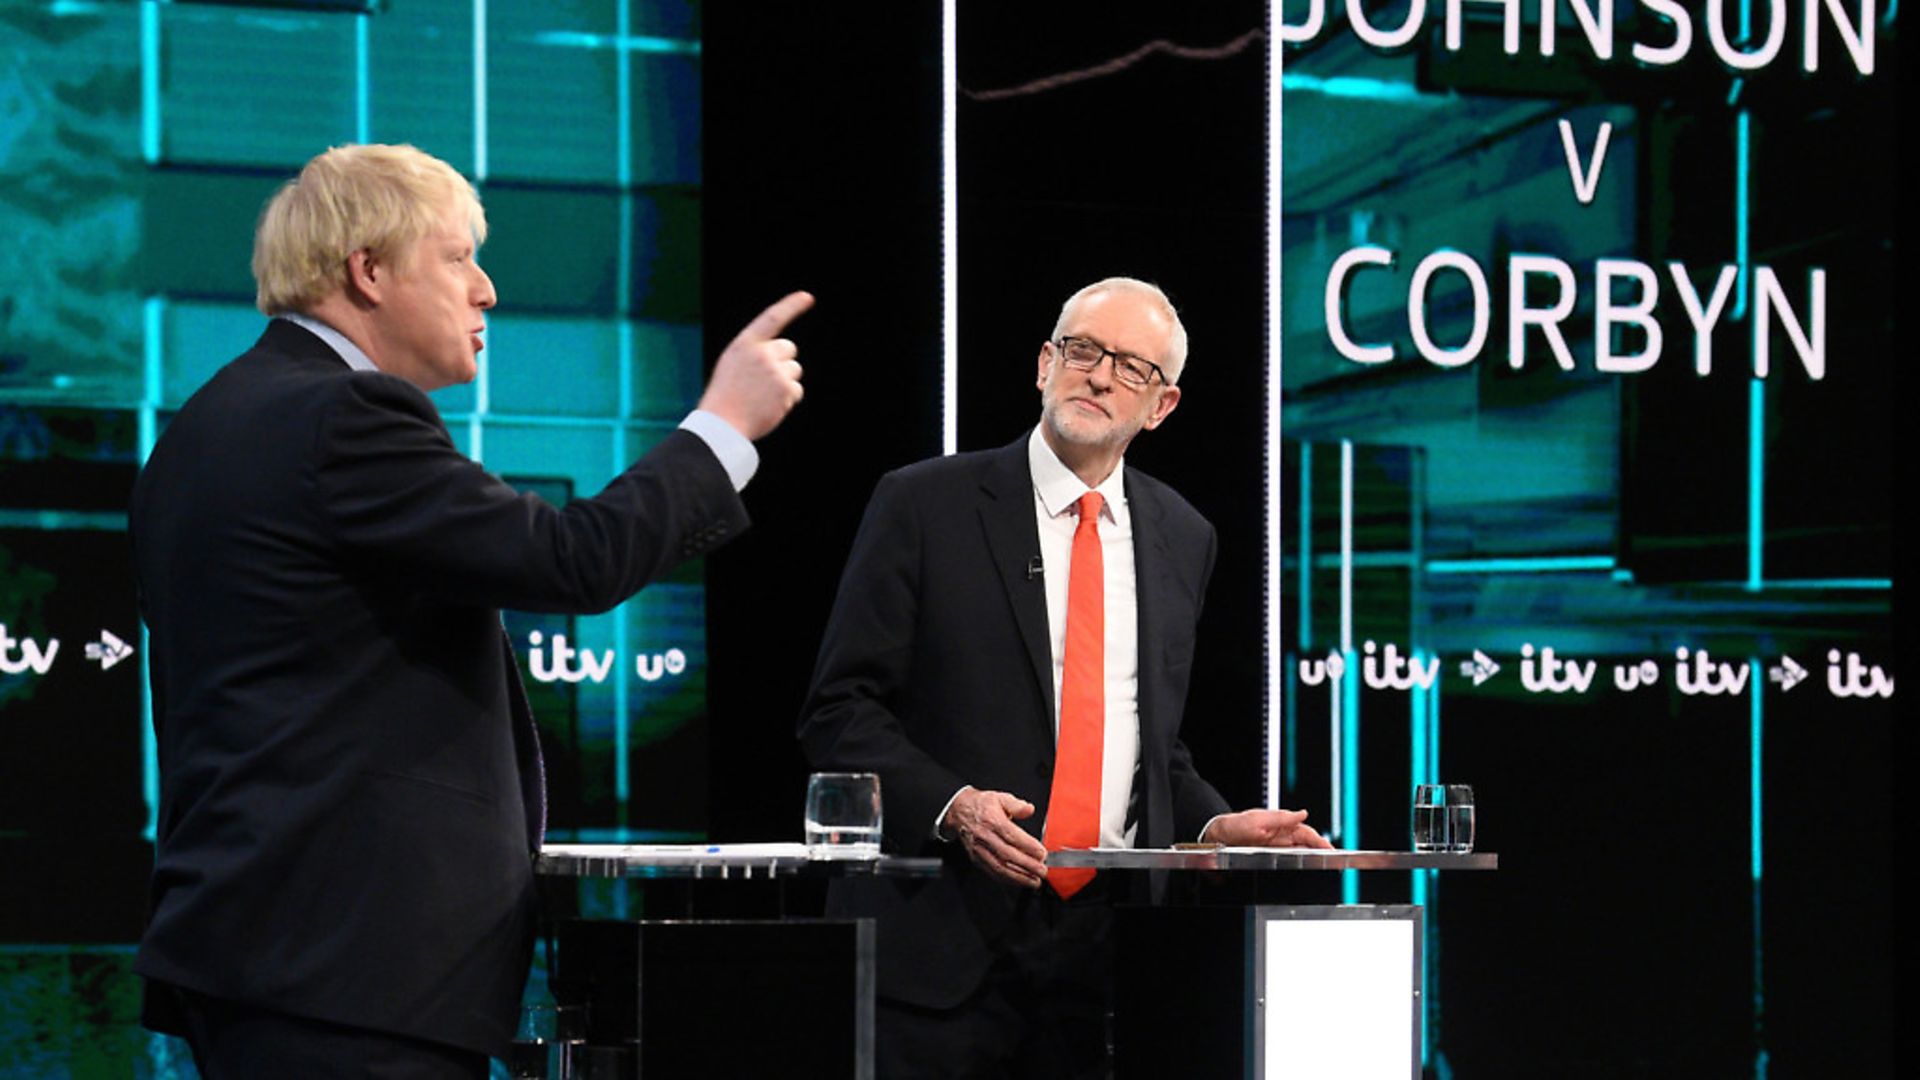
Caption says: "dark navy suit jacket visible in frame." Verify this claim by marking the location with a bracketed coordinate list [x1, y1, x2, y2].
[130, 319, 746, 1055]
[797, 434, 1230, 1009]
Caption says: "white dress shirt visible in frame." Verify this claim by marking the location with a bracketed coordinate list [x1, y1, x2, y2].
[1027, 427, 1141, 849]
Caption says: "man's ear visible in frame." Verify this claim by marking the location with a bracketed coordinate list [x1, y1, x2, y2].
[1142, 384, 1181, 431]
[344, 248, 384, 305]
[1035, 341, 1054, 392]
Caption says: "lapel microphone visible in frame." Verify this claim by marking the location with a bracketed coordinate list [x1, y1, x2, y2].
[1026, 556, 1044, 581]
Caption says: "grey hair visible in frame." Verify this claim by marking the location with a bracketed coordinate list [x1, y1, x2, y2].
[1050, 277, 1189, 384]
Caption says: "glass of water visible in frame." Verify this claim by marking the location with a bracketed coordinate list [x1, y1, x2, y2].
[805, 772, 882, 859]
[1412, 785, 1446, 852]
[1412, 784, 1475, 853]
[1445, 784, 1475, 853]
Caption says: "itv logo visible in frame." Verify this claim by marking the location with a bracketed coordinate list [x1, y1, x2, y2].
[0, 623, 58, 676]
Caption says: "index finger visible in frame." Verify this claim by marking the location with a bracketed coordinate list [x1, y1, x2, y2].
[995, 819, 1048, 861]
[732, 290, 815, 344]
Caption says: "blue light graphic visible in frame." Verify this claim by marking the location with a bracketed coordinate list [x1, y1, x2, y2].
[1280, 73, 1448, 107]
[531, 31, 700, 55]
[1425, 556, 1614, 575]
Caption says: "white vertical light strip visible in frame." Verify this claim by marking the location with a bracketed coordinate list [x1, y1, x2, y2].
[940, 0, 959, 455]
[1330, 438, 1353, 840]
[1263, 1, 1285, 809]
[473, 0, 488, 181]
[1328, 672, 1343, 842]
[1291, 443, 1311, 796]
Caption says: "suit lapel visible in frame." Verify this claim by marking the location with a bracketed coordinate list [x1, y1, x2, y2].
[1128, 469, 1173, 749]
[976, 438, 1056, 731]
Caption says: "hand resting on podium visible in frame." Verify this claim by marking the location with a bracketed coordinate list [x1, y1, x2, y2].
[1199, 808, 1333, 849]
[940, 786, 1050, 889]
[939, 790, 1333, 890]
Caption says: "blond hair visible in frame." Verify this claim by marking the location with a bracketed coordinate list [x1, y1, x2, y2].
[1051, 277, 1189, 384]
[252, 144, 487, 315]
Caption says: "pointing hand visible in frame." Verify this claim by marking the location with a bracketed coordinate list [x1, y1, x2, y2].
[699, 291, 814, 440]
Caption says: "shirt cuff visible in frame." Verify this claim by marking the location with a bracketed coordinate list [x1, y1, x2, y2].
[1199, 814, 1227, 844]
[678, 409, 759, 491]
[933, 787, 970, 841]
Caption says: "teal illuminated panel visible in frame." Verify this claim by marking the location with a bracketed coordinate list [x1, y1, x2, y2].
[487, 0, 623, 183]
[160, 4, 356, 167]
[0, 3, 143, 405]
[480, 420, 620, 500]
[487, 316, 626, 417]
[140, 171, 283, 301]
[629, 53, 701, 185]
[620, 580, 708, 742]
[480, 186, 624, 314]
[366, 0, 478, 173]
[627, 321, 703, 418]
[160, 302, 262, 408]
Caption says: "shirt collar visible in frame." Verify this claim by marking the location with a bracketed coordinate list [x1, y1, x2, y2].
[1027, 426, 1128, 528]
[278, 312, 379, 373]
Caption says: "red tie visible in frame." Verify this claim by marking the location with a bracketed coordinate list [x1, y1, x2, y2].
[1044, 491, 1104, 898]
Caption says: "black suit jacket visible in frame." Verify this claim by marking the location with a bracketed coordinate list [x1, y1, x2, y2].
[797, 434, 1230, 1009]
[130, 319, 747, 1056]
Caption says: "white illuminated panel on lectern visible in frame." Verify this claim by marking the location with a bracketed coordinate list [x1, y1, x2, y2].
[1262, 916, 1415, 1079]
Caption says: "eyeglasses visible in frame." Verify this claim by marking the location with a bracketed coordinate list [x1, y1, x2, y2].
[1053, 337, 1167, 389]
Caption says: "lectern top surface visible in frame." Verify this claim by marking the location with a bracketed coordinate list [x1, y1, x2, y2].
[1046, 848, 1497, 871]
[534, 842, 943, 879]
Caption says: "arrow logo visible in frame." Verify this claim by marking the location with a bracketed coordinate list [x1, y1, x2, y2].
[84, 629, 135, 671]
[1768, 654, 1808, 692]
[1458, 649, 1501, 686]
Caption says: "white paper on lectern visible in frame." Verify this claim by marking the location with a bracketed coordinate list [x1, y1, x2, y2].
[1217, 847, 1374, 854]
[1262, 919, 1414, 1079]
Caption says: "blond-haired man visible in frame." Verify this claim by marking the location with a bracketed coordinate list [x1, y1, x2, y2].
[131, 144, 808, 1076]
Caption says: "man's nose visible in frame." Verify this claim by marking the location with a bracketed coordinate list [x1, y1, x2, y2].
[474, 265, 497, 309]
